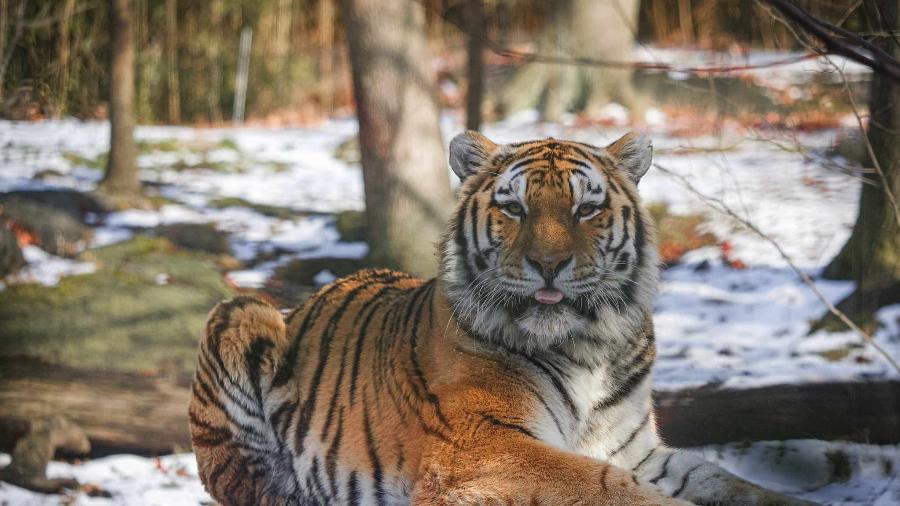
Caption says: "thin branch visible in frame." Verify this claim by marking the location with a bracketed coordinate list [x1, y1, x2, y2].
[653, 161, 900, 376]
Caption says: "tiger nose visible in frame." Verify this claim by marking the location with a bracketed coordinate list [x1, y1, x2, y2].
[526, 254, 573, 282]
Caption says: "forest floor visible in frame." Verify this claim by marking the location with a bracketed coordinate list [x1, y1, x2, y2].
[1, 50, 899, 505]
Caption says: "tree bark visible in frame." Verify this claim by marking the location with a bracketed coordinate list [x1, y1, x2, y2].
[341, 0, 454, 277]
[823, 1, 900, 300]
[100, 0, 141, 198]
[165, 0, 180, 124]
[465, 0, 485, 131]
[500, 0, 640, 121]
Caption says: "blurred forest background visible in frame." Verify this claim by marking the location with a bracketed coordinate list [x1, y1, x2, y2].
[1, 1, 900, 503]
[0, 0, 871, 123]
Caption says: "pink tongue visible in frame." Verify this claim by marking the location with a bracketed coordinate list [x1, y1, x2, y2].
[534, 288, 564, 305]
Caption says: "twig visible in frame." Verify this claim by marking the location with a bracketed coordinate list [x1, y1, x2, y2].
[653, 161, 900, 376]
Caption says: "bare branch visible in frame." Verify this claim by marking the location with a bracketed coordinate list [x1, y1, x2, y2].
[762, 0, 900, 84]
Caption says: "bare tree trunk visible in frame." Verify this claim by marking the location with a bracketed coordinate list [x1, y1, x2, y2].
[100, 0, 141, 200]
[500, 0, 640, 120]
[207, 0, 223, 123]
[465, 0, 485, 131]
[318, 0, 335, 113]
[0, 0, 27, 105]
[55, 0, 76, 116]
[341, 0, 454, 277]
[822, 0, 900, 321]
[165, 0, 180, 124]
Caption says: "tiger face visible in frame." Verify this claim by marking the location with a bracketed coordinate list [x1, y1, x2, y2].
[442, 131, 658, 352]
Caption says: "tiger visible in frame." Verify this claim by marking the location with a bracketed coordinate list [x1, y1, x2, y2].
[189, 131, 816, 506]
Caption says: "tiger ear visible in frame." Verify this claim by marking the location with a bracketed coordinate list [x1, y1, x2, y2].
[449, 130, 498, 181]
[605, 131, 652, 184]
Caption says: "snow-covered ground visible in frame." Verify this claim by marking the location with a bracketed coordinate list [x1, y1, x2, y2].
[2, 440, 898, 505]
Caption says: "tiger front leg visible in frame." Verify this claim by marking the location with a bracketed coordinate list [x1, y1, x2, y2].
[413, 421, 690, 505]
[634, 447, 819, 506]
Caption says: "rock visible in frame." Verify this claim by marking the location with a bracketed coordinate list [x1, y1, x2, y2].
[335, 210, 366, 242]
[0, 224, 26, 277]
[155, 223, 230, 255]
[0, 197, 90, 257]
[0, 190, 106, 222]
[0, 416, 90, 494]
[262, 257, 364, 306]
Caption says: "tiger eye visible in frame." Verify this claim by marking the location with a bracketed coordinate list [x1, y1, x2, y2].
[576, 203, 599, 218]
[503, 202, 524, 216]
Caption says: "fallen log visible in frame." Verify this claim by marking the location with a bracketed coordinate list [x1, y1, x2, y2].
[0, 357, 191, 457]
[1, 356, 898, 457]
[655, 379, 900, 447]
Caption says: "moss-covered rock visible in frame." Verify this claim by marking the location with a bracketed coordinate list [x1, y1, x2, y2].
[207, 196, 301, 220]
[155, 223, 231, 255]
[335, 210, 366, 242]
[0, 225, 25, 277]
[0, 236, 234, 376]
[0, 190, 106, 222]
[262, 257, 364, 307]
[0, 197, 90, 257]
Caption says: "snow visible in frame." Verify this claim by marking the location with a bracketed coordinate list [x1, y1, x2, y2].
[694, 440, 900, 505]
[3, 246, 96, 287]
[2, 440, 897, 505]
[0, 453, 211, 506]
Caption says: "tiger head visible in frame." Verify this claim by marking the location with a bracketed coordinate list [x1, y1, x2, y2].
[441, 131, 658, 353]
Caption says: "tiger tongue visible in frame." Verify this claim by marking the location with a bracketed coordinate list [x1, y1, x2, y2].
[534, 288, 564, 305]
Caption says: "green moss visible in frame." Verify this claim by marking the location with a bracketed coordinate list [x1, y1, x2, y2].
[335, 210, 366, 242]
[137, 139, 182, 153]
[218, 138, 239, 151]
[62, 151, 107, 171]
[207, 196, 301, 220]
[0, 236, 234, 376]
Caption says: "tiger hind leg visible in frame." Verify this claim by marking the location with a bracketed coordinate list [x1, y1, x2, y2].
[189, 296, 295, 506]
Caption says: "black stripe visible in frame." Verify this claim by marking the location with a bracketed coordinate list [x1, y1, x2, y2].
[326, 409, 345, 495]
[649, 453, 674, 484]
[632, 447, 656, 471]
[608, 412, 650, 458]
[347, 471, 361, 506]
[522, 354, 579, 420]
[476, 411, 537, 439]
[672, 464, 703, 497]
[207, 453, 234, 488]
[592, 361, 652, 412]
[362, 391, 385, 506]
